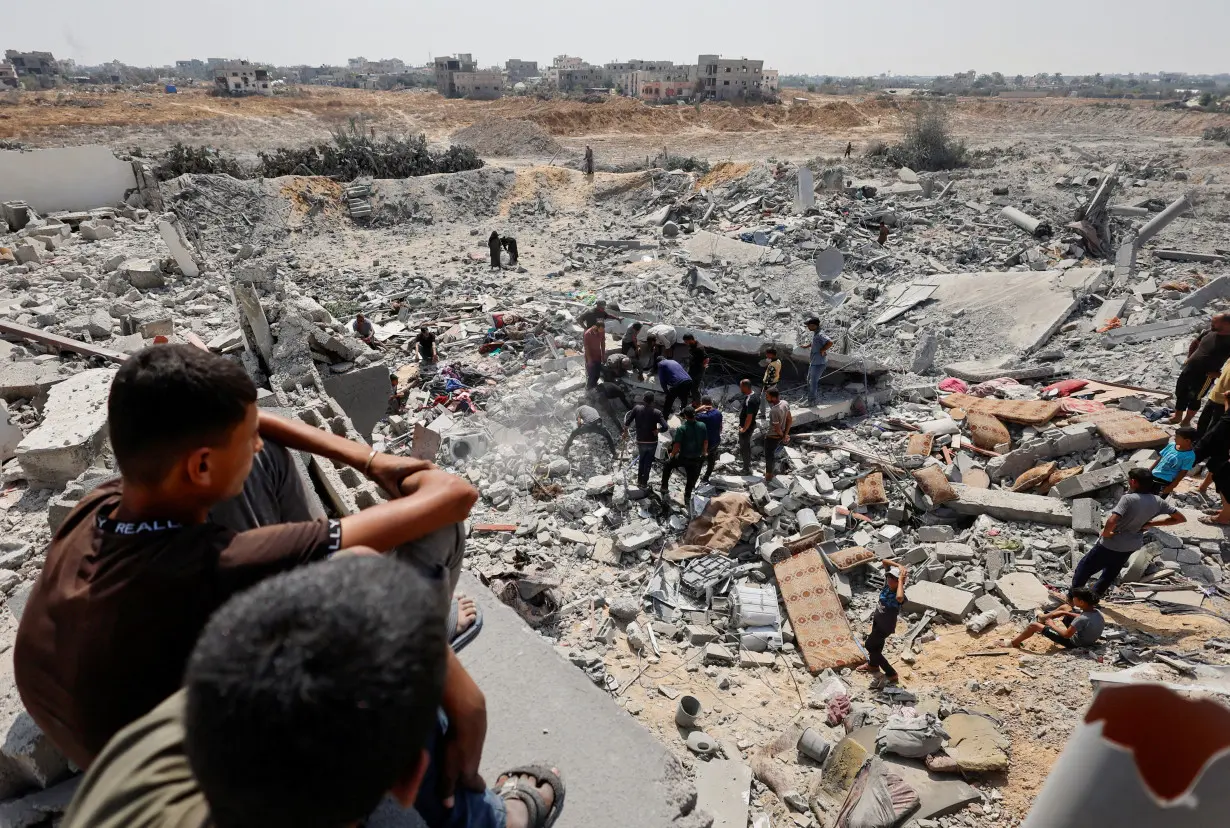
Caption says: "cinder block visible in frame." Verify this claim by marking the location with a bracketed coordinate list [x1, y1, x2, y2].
[16, 368, 116, 489]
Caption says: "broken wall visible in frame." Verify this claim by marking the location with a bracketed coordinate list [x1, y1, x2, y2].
[0, 146, 137, 213]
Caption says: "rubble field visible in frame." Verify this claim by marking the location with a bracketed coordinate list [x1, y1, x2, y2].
[1, 103, 1230, 828]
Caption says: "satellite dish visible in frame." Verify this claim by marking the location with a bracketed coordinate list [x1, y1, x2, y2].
[815, 248, 844, 281]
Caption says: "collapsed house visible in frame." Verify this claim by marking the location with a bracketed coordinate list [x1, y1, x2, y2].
[0, 134, 1228, 827]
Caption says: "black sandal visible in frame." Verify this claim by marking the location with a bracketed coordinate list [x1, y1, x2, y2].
[495, 765, 565, 828]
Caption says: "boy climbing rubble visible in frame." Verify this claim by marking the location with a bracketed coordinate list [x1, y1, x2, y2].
[856, 559, 906, 689]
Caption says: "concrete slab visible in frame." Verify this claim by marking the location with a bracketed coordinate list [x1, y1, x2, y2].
[322, 363, 391, 441]
[369, 573, 698, 828]
[0, 145, 138, 213]
[686, 230, 784, 266]
[1169, 510, 1230, 544]
[995, 573, 1049, 611]
[16, 368, 116, 489]
[908, 268, 1102, 353]
[695, 759, 752, 828]
[903, 582, 976, 619]
[1179, 274, 1230, 308]
[948, 485, 1072, 527]
[1052, 464, 1127, 499]
[1103, 318, 1198, 345]
[0, 362, 66, 403]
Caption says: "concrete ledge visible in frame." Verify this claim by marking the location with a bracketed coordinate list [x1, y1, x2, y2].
[947, 484, 1073, 527]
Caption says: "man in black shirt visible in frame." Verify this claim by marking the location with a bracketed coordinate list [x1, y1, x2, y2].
[415, 325, 437, 364]
[737, 379, 761, 475]
[682, 334, 709, 404]
[577, 300, 622, 330]
[1171, 314, 1230, 426]
[623, 393, 668, 489]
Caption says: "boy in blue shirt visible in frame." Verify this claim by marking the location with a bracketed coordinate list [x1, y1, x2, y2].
[1151, 427, 1197, 496]
[855, 559, 906, 689]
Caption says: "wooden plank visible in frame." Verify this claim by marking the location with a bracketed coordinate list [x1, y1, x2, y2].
[0, 320, 128, 363]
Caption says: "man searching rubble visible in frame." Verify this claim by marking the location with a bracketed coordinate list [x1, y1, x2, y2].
[694, 397, 723, 483]
[682, 333, 709, 404]
[353, 312, 376, 347]
[15, 345, 484, 777]
[737, 379, 762, 475]
[583, 320, 606, 390]
[577, 298, 622, 330]
[1070, 467, 1187, 598]
[763, 386, 791, 481]
[1002, 587, 1104, 651]
[660, 405, 708, 517]
[62, 556, 564, 828]
[624, 392, 668, 490]
[415, 324, 438, 364]
[563, 403, 616, 456]
[656, 355, 694, 416]
[1169, 313, 1230, 427]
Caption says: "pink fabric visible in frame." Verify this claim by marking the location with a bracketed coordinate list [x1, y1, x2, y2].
[1060, 398, 1105, 414]
[938, 377, 968, 393]
[1043, 378, 1090, 398]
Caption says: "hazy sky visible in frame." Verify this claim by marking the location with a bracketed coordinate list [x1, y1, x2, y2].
[8, 0, 1228, 76]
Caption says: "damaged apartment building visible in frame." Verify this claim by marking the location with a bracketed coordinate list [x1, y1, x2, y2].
[434, 53, 503, 100]
[212, 59, 272, 95]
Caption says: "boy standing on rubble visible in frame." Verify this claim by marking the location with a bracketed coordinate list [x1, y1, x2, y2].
[1151, 427, 1197, 495]
[857, 559, 906, 689]
[762, 348, 783, 387]
[1071, 467, 1187, 597]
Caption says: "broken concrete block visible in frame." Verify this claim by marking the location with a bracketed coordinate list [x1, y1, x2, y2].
[128, 308, 173, 338]
[917, 525, 955, 543]
[995, 572, 1049, 611]
[943, 713, 1009, 772]
[14, 242, 42, 264]
[1072, 498, 1103, 535]
[591, 537, 620, 565]
[586, 475, 614, 495]
[903, 582, 976, 620]
[933, 542, 976, 562]
[0, 401, 23, 463]
[156, 214, 200, 277]
[79, 221, 115, 241]
[1053, 464, 1127, 499]
[739, 650, 776, 668]
[704, 643, 736, 665]
[15, 368, 116, 489]
[119, 258, 165, 290]
[0, 713, 71, 798]
[949, 484, 1072, 526]
[686, 625, 719, 646]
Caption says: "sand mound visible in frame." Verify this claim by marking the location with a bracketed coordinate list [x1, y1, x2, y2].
[451, 118, 564, 157]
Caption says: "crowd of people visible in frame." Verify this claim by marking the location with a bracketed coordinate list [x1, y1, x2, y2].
[15, 344, 564, 828]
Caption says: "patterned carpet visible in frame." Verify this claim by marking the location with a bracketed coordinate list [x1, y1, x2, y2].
[775, 549, 866, 674]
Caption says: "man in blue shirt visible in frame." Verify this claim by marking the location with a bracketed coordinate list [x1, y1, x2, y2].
[805, 316, 833, 407]
[656, 357, 693, 416]
[856, 559, 906, 689]
[694, 397, 723, 483]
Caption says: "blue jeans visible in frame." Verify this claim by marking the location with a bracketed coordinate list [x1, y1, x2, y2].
[412, 711, 507, 828]
[807, 361, 826, 404]
[636, 443, 656, 488]
[1070, 541, 1131, 597]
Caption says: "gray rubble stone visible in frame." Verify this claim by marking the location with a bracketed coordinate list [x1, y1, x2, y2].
[120, 258, 166, 289]
[903, 582, 976, 619]
[917, 525, 955, 543]
[995, 573, 1049, 611]
[1052, 464, 1128, 500]
[15, 368, 116, 489]
[1072, 498, 1104, 535]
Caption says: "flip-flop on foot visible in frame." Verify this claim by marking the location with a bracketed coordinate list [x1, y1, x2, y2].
[495, 765, 565, 828]
[447, 595, 483, 652]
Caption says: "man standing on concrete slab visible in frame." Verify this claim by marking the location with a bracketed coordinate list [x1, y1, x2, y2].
[694, 396, 723, 483]
[763, 386, 791, 482]
[488, 231, 502, 269]
[660, 406, 707, 516]
[856, 560, 906, 688]
[804, 316, 833, 406]
[624, 392, 668, 489]
[583, 321, 606, 390]
[1070, 468, 1186, 598]
[682, 333, 709, 403]
[656, 356, 693, 416]
[737, 379, 762, 475]
[1169, 313, 1230, 427]
[415, 324, 438, 364]
[563, 404, 615, 456]
[584, 145, 594, 176]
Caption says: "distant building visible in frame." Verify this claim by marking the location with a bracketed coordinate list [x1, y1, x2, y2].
[454, 71, 504, 100]
[213, 60, 272, 95]
[0, 62, 17, 88]
[434, 53, 477, 97]
[4, 50, 58, 77]
[638, 76, 696, 102]
[550, 64, 612, 92]
[763, 69, 779, 92]
[552, 55, 584, 70]
[348, 57, 368, 71]
[505, 59, 538, 83]
[697, 54, 765, 101]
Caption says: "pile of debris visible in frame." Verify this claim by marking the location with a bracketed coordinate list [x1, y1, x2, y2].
[451, 118, 565, 158]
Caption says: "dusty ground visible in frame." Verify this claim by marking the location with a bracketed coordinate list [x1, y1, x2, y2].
[4, 87, 1228, 165]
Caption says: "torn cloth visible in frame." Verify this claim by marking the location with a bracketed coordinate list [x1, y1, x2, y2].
[664, 492, 760, 561]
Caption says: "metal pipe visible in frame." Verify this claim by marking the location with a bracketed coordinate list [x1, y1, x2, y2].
[1134, 191, 1195, 247]
[1000, 206, 1052, 238]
